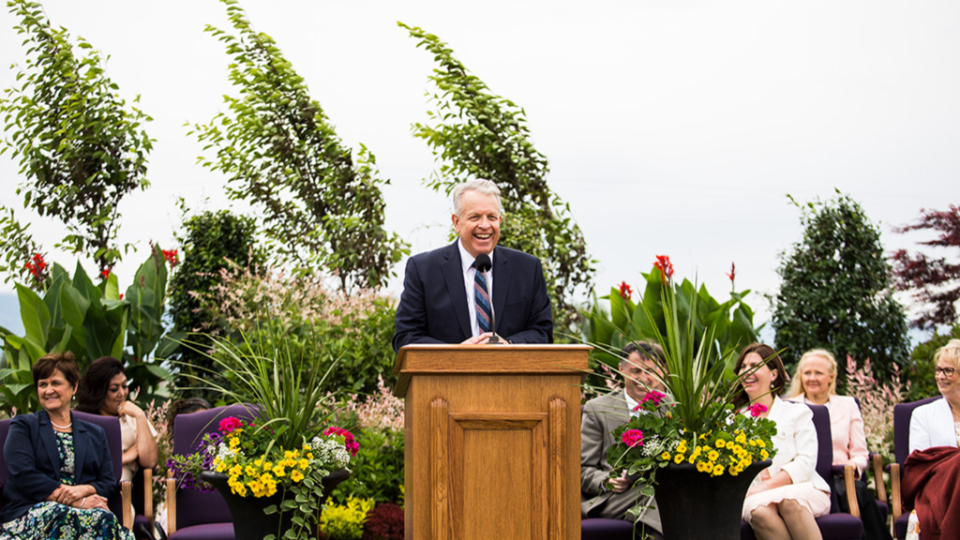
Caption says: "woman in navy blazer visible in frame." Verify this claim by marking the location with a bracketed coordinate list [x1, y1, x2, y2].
[0, 352, 132, 540]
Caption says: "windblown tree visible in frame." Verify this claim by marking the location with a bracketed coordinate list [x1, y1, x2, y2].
[191, 0, 407, 292]
[890, 205, 960, 330]
[0, 0, 153, 286]
[772, 192, 910, 378]
[399, 23, 595, 336]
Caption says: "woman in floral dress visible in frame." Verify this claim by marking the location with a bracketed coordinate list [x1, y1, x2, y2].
[0, 352, 133, 540]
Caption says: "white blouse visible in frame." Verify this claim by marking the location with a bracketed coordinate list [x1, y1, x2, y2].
[752, 396, 831, 493]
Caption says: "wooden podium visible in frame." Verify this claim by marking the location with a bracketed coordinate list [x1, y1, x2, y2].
[393, 344, 589, 540]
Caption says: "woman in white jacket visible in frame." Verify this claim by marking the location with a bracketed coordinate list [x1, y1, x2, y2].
[734, 343, 831, 540]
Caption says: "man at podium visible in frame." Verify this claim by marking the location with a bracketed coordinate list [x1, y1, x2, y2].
[392, 179, 553, 351]
[581, 341, 667, 540]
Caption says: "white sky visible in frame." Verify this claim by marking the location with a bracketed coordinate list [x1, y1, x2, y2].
[1, 0, 957, 341]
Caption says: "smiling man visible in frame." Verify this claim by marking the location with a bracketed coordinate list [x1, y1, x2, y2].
[392, 179, 553, 351]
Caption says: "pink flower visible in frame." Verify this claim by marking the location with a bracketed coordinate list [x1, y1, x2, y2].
[218, 416, 244, 433]
[324, 426, 360, 457]
[621, 429, 644, 448]
[641, 390, 666, 407]
[748, 403, 768, 417]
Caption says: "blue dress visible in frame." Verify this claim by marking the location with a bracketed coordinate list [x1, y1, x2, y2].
[0, 431, 133, 540]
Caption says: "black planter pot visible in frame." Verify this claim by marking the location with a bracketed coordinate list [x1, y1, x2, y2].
[200, 469, 349, 540]
[654, 459, 770, 540]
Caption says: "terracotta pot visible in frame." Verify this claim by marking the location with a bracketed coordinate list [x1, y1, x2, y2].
[654, 460, 770, 540]
[200, 469, 349, 540]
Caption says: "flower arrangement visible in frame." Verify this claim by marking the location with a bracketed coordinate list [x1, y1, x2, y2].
[594, 256, 779, 517]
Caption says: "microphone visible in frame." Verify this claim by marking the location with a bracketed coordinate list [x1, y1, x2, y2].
[474, 254, 501, 344]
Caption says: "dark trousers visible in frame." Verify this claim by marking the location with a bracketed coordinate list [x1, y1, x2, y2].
[835, 477, 893, 540]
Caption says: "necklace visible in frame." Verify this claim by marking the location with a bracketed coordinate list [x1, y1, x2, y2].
[50, 419, 72, 429]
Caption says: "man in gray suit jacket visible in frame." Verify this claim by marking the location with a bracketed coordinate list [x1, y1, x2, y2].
[581, 341, 667, 540]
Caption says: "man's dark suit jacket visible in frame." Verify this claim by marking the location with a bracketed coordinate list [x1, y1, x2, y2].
[392, 241, 553, 351]
[0, 410, 117, 522]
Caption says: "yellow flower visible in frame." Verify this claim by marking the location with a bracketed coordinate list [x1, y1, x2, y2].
[291, 470, 304, 482]
[299, 459, 309, 470]
[230, 465, 242, 478]
[715, 440, 726, 449]
[231, 482, 247, 497]
[262, 461, 273, 472]
[708, 450, 719, 462]
[712, 465, 724, 476]
[661, 452, 671, 461]
[307, 452, 314, 460]
[215, 460, 227, 473]
[761, 449, 769, 460]
[674, 454, 684, 464]
[229, 437, 240, 449]
[274, 466, 286, 477]
[736, 433, 747, 444]
[756, 440, 766, 448]
[749, 440, 757, 447]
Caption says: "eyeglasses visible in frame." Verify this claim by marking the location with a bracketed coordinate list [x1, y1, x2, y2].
[935, 367, 956, 377]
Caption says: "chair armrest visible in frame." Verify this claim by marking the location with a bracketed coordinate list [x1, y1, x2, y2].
[841, 464, 860, 519]
[831, 464, 846, 476]
[122, 481, 133, 530]
[870, 453, 886, 505]
[890, 462, 902, 522]
[166, 471, 177, 536]
[143, 468, 153, 522]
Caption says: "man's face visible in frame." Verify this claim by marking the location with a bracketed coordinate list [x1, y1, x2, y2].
[621, 351, 665, 403]
[452, 190, 501, 258]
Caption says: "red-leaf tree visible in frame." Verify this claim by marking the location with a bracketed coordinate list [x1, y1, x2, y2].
[890, 205, 960, 330]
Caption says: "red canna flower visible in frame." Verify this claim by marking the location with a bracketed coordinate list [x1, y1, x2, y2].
[653, 255, 674, 283]
[162, 249, 179, 267]
[32, 253, 46, 271]
[119, 293, 124, 300]
[725, 262, 736, 288]
[618, 281, 633, 299]
[101, 268, 111, 280]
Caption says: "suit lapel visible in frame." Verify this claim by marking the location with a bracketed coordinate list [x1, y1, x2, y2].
[492, 247, 510, 321]
[39, 410, 61, 481]
[71, 412, 87, 479]
[441, 242, 472, 339]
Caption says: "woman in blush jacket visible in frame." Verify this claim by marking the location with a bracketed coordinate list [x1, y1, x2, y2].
[787, 349, 891, 540]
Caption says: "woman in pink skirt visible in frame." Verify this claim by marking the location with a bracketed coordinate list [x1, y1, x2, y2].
[733, 344, 831, 540]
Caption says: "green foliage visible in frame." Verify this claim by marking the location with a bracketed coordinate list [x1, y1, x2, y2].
[329, 427, 403, 505]
[0, 245, 174, 414]
[194, 262, 397, 398]
[167, 208, 263, 402]
[189, 0, 407, 291]
[0, 0, 153, 275]
[904, 323, 960, 401]
[582, 263, 761, 392]
[772, 192, 911, 379]
[399, 23, 595, 336]
[319, 497, 374, 540]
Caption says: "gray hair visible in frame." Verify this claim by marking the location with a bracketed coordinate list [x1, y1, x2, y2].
[452, 179, 504, 217]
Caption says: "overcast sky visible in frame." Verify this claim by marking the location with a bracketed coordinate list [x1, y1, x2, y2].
[1, 1, 957, 343]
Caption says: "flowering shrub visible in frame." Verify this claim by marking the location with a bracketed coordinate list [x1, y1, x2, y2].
[362, 503, 404, 540]
[320, 497, 375, 540]
[337, 375, 404, 433]
[23, 253, 47, 285]
[845, 356, 908, 461]
[145, 400, 173, 504]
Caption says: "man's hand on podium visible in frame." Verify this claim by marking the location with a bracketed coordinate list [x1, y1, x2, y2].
[461, 332, 494, 345]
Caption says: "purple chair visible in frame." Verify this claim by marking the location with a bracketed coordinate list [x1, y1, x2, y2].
[166, 404, 258, 540]
[889, 396, 942, 540]
[0, 418, 11, 491]
[581, 517, 637, 540]
[741, 404, 864, 540]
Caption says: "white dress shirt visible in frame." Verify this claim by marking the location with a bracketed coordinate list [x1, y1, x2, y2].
[458, 240, 493, 338]
[909, 397, 958, 454]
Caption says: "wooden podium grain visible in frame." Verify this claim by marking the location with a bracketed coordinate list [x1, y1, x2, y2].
[393, 344, 589, 540]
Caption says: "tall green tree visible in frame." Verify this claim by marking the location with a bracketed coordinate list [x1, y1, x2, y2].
[166, 208, 263, 401]
[0, 0, 153, 281]
[190, 0, 407, 291]
[399, 23, 595, 336]
[772, 191, 910, 378]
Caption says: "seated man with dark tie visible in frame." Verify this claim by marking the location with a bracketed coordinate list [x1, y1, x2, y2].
[581, 341, 667, 540]
[392, 178, 553, 351]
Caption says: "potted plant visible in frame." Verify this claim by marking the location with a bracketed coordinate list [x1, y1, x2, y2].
[595, 258, 779, 540]
[169, 319, 355, 540]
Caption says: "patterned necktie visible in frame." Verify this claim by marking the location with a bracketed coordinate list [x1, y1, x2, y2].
[474, 264, 492, 333]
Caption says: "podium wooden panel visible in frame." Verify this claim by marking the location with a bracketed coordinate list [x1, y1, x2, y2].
[393, 345, 589, 540]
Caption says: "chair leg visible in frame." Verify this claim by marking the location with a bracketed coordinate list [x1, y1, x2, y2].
[843, 464, 860, 519]
[144, 468, 154, 523]
[166, 472, 177, 536]
[122, 481, 133, 530]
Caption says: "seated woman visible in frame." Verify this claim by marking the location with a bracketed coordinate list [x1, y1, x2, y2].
[903, 339, 960, 540]
[786, 349, 891, 540]
[165, 397, 211, 434]
[0, 352, 133, 540]
[75, 357, 159, 483]
[734, 343, 831, 540]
